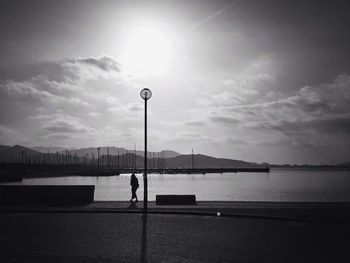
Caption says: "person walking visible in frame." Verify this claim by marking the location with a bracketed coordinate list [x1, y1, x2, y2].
[130, 173, 139, 202]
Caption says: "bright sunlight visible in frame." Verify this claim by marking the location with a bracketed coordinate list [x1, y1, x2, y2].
[121, 26, 172, 77]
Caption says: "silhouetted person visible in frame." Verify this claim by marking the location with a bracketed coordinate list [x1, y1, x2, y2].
[130, 173, 139, 202]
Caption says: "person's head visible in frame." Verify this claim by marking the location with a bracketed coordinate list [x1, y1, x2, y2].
[131, 173, 136, 178]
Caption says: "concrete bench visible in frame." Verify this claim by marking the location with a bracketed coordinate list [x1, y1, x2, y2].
[0, 185, 95, 206]
[0, 174, 23, 183]
[156, 195, 197, 205]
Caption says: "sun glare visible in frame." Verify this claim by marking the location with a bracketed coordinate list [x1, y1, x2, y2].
[121, 26, 172, 77]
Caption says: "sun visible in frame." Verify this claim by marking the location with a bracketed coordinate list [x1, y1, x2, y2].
[121, 26, 172, 77]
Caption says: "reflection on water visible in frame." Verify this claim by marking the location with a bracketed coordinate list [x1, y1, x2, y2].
[5, 168, 350, 202]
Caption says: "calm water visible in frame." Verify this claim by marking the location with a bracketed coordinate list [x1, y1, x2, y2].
[6, 168, 350, 202]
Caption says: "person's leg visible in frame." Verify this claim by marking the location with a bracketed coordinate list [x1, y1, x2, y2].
[130, 188, 135, 202]
[131, 188, 136, 202]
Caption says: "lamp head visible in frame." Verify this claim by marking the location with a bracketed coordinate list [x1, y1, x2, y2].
[140, 88, 152, 100]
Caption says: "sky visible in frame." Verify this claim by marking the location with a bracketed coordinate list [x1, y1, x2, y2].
[0, 0, 350, 164]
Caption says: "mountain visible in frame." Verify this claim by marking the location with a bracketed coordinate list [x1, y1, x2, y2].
[0, 145, 258, 168]
[105, 153, 258, 168]
[63, 147, 127, 157]
[165, 154, 259, 168]
[156, 150, 181, 158]
[0, 145, 43, 161]
[61, 147, 181, 159]
[0, 145, 11, 151]
[134, 149, 181, 158]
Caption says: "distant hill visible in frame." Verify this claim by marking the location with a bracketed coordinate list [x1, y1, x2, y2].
[59, 147, 181, 159]
[2, 145, 349, 169]
[0, 145, 11, 151]
[165, 154, 260, 168]
[0, 145, 42, 161]
[63, 147, 112, 157]
[159, 150, 181, 158]
[105, 153, 258, 168]
[135, 150, 181, 159]
[0, 145, 258, 168]
[62, 147, 133, 157]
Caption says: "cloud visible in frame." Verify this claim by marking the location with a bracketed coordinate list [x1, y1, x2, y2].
[127, 102, 143, 112]
[75, 56, 121, 72]
[210, 116, 240, 126]
[36, 113, 97, 136]
[165, 131, 215, 144]
[0, 125, 20, 145]
[200, 55, 279, 109]
[88, 112, 101, 117]
[256, 115, 350, 135]
[211, 71, 350, 127]
[4, 79, 55, 101]
[192, 52, 350, 163]
[61, 56, 125, 83]
[0, 55, 144, 147]
[1, 56, 129, 114]
[223, 73, 275, 87]
[44, 123, 89, 134]
[1, 51, 349, 163]
[45, 134, 71, 140]
[184, 121, 206, 127]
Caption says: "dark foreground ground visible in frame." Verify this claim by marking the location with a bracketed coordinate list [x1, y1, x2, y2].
[1, 202, 350, 262]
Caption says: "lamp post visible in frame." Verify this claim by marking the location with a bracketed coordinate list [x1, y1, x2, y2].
[140, 88, 152, 210]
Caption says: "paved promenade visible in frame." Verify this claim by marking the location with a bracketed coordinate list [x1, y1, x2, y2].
[1, 201, 349, 262]
[2, 201, 350, 222]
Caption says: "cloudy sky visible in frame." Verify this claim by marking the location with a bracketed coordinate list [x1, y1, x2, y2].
[0, 0, 350, 164]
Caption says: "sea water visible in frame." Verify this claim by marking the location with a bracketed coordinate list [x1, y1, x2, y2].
[5, 168, 350, 202]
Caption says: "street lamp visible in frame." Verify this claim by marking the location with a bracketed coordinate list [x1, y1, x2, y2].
[140, 88, 152, 210]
